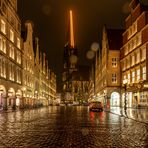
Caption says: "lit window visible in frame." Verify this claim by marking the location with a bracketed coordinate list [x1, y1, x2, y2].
[112, 73, 117, 83]
[125, 46, 128, 55]
[1, 19, 6, 34]
[142, 66, 146, 80]
[127, 57, 130, 68]
[10, 29, 14, 42]
[112, 58, 117, 67]
[132, 71, 135, 83]
[0, 58, 6, 78]
[128, 73, 130, 83]
[0, 36, 6, 53]
[137, 33, 141, 46]
[131, 55, 135, 66]
[137, 69, 140, 82]
[136, 51, 140, 64]
[9, 63, 14, 81]
[16, 51, 21, 64]
[9, 44, 15, 59]
[17, 37, 20, 49]
[141, 47, 146, 61]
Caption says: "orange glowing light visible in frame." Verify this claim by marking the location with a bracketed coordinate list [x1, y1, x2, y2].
[70, 10, 74, 48]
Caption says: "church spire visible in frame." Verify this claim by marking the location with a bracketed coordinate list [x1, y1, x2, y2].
[70, 10, 74, 48]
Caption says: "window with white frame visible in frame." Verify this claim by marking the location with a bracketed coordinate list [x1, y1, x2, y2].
[137, 69, 140, 82]
[132, 71, 135, 83]
[1, 19, 6, 34]
[17, 37, 20, 49]
[112, 73, 117, 83]
[112, 58, 117, 67]
[142, 66, 146, 80]
[9, 44, 15, 59]
[10, 29, 14, 42]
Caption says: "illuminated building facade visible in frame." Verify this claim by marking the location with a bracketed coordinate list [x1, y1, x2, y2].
[95, 26, 123, 107]
[22, 21, 57, 108]
[120, 0, 148, 108]
[0, 0, 57, 110]
[0, 0, 22, 110]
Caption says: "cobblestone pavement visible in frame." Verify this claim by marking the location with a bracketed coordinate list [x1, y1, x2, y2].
[0, 106, 148, 148]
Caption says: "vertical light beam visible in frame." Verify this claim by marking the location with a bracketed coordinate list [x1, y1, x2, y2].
[70, 10, 74, 48]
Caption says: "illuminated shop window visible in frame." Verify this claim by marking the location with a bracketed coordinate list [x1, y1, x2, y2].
[142, 66, 146, 80]
[112, 73, 117, 83]
[112, 58, 117, 67]
[10, 29, 14, 42]
[137, 69, 140, 81]
[1, 19, 6, 34]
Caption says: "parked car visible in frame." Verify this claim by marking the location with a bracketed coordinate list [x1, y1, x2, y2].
[89, 101, 103, 111]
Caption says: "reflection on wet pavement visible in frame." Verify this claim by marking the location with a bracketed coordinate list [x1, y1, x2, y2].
[0, 106, 147, 147]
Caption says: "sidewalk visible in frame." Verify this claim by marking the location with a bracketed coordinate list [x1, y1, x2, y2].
[106, 107, 148, 124]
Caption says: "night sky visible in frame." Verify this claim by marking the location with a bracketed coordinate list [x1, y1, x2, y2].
[17, 0, 148, 92]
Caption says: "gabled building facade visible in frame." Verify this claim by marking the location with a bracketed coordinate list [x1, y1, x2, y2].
[95, 26, 123, 108]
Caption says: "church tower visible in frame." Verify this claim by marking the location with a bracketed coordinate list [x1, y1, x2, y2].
[62, 10, 78, 102]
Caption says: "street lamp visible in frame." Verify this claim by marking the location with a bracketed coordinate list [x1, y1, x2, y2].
[123, 79, 128, 115]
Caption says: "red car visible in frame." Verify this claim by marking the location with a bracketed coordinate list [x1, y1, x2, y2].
[89, 101, 103, 111]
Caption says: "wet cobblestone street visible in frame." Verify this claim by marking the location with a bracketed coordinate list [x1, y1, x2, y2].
[0, 106, 148, 148]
